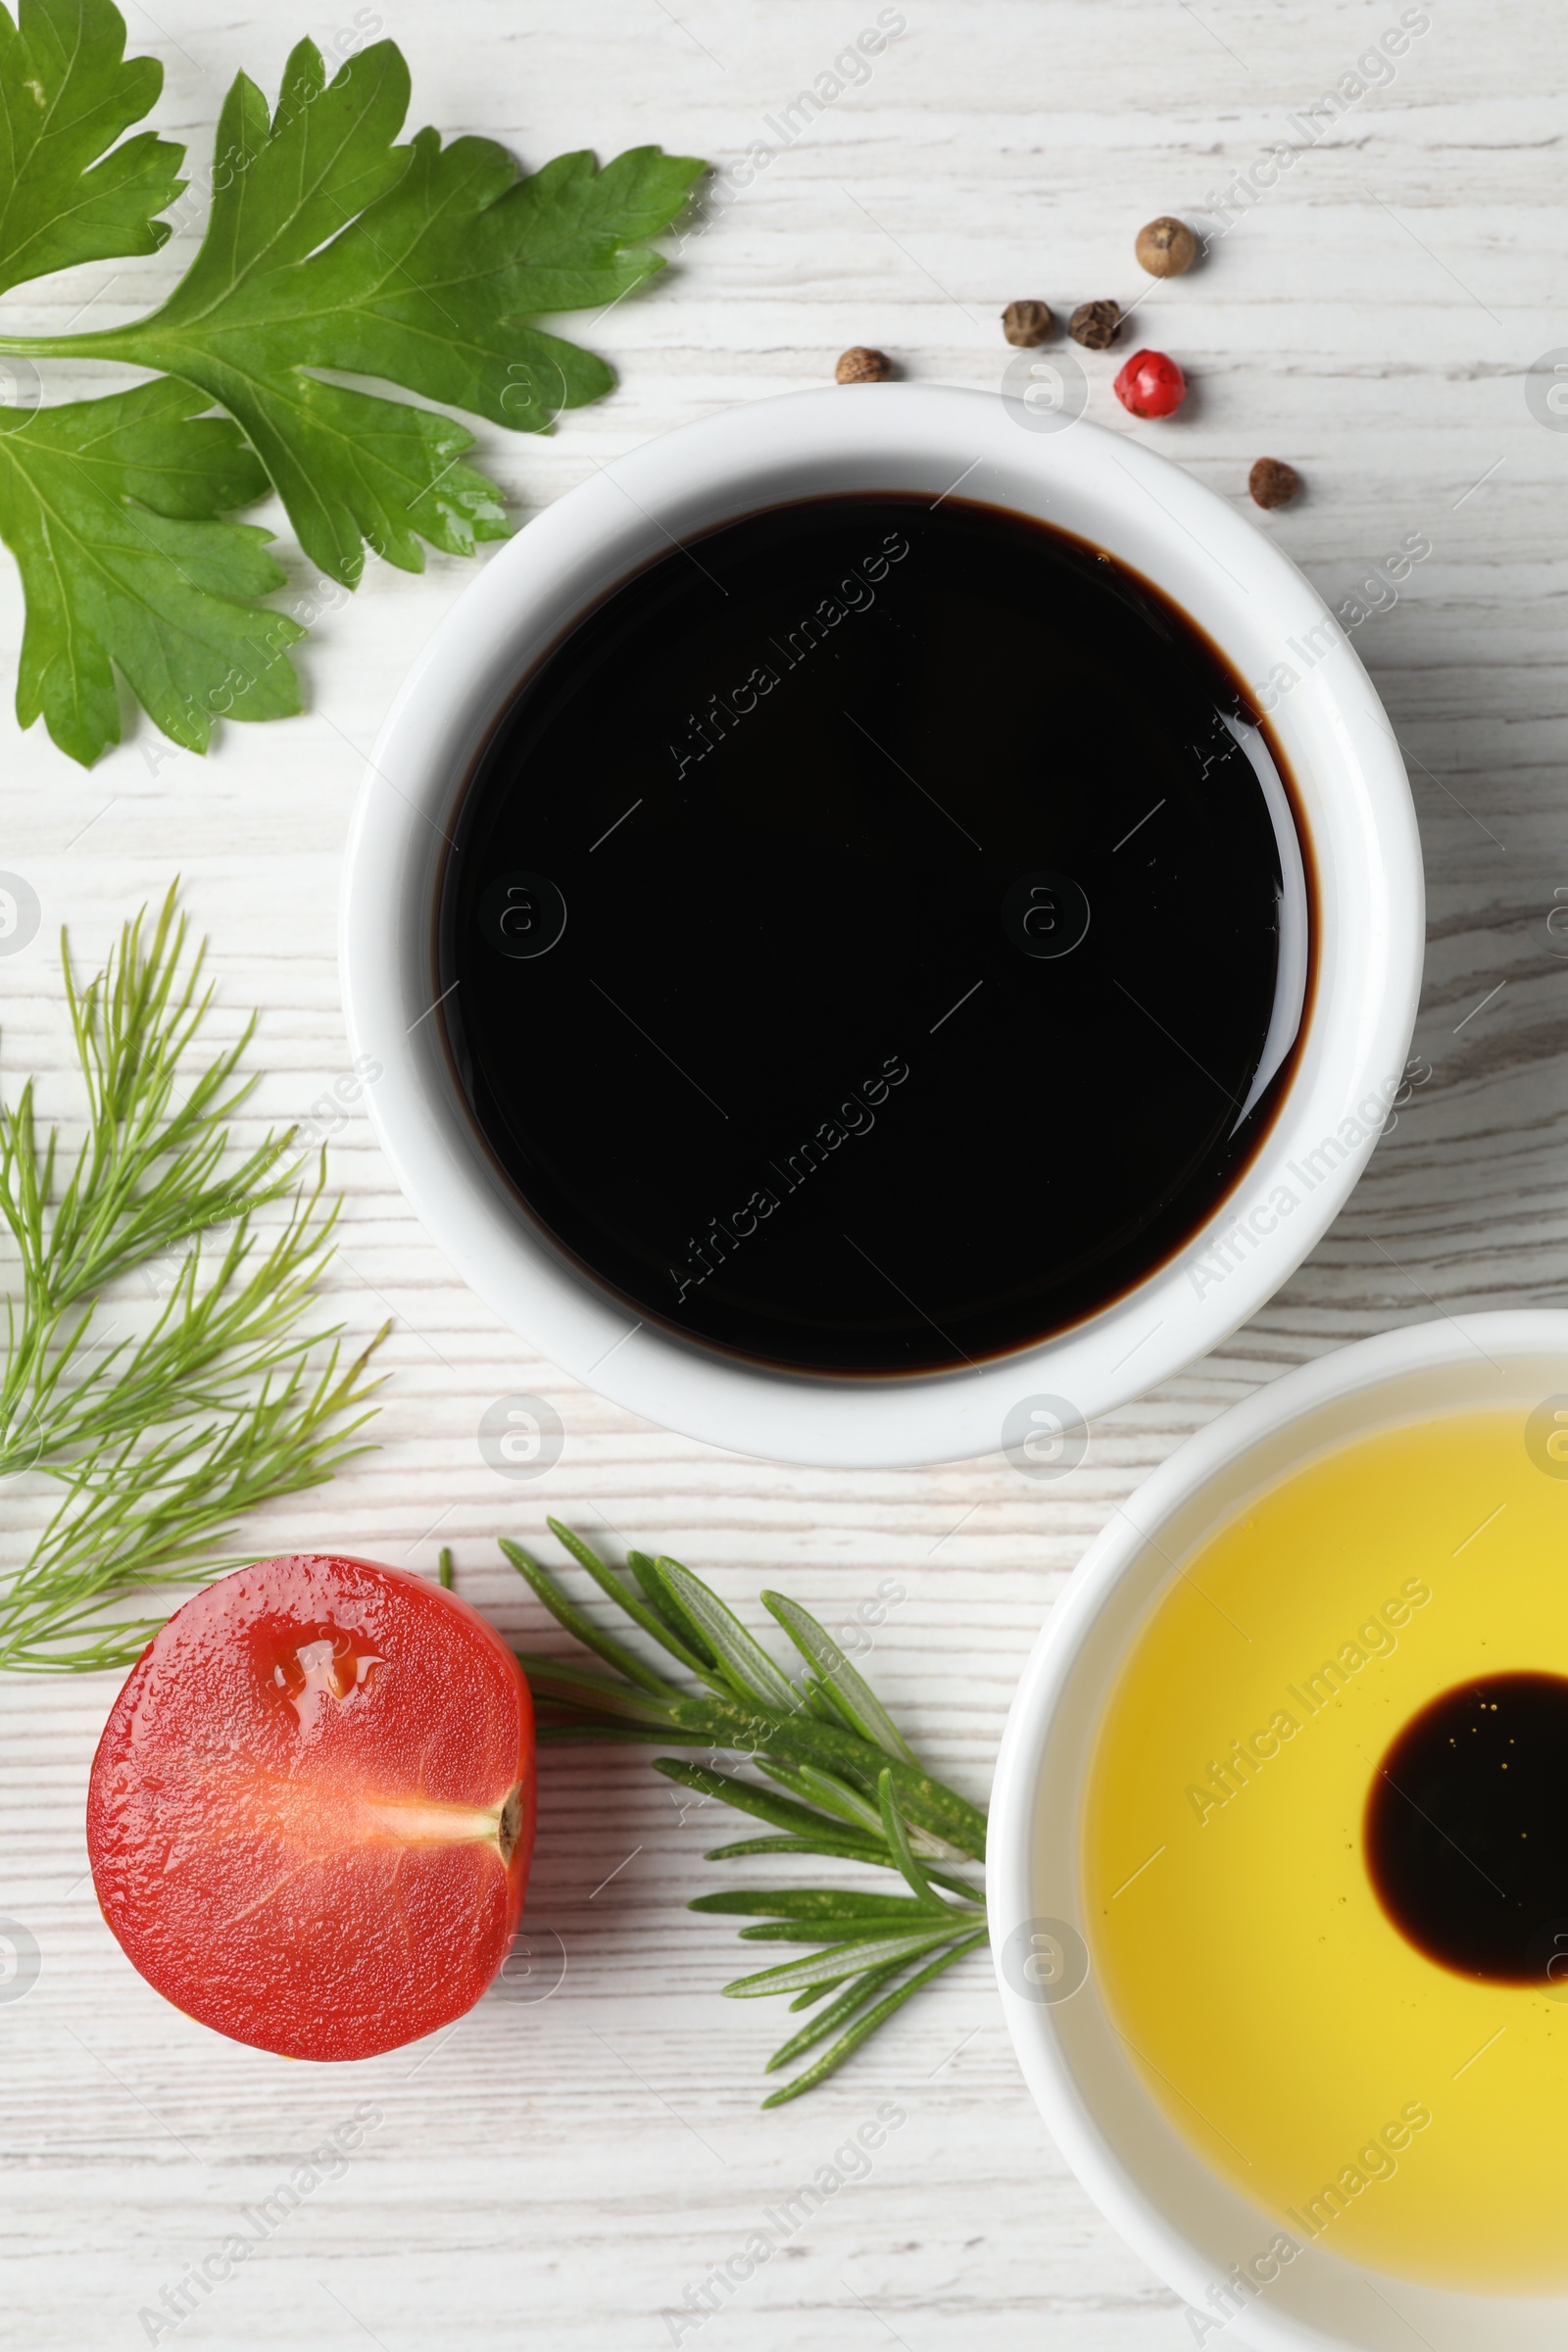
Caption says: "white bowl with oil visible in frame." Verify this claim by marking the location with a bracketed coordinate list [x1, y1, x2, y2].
[990, 1310, 1568, 2350]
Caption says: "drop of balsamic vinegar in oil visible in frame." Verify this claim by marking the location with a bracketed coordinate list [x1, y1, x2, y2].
[1366, 1671, 1568, 1984]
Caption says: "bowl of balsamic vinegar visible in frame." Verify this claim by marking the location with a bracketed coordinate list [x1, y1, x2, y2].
[341, 387, 1423, 1467]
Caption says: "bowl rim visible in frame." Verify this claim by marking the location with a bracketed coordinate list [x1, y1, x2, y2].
[339, 383, 1424, 1467]
[988, 1309, 1568, 2348]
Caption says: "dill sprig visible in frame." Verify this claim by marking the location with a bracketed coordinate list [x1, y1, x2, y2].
[506, 1521, 987, 2106]
[0, 886, 386, 1673]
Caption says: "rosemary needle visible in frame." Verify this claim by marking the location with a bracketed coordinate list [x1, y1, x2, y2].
[509, 1525, 988, 2104]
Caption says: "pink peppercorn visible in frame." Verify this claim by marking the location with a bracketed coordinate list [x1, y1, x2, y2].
[1113, 349, 1186, 419]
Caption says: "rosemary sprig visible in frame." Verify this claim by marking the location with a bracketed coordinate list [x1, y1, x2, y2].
[0, 887, 386, 1672]
[506, 1521, 987, 2106]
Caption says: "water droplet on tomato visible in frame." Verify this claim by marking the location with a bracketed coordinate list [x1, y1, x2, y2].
[270, 1626, 382, 1728]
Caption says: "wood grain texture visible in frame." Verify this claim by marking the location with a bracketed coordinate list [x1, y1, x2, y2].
[2, 0, 1565, 2343]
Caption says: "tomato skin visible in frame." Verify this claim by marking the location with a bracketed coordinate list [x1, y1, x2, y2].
[87, 1555, 535, 2061]
[1112, 348, 1187, 419]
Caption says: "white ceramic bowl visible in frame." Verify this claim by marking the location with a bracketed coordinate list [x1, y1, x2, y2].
[989, 1311, 1568, 2351]
[340, 386, 1423, 1468]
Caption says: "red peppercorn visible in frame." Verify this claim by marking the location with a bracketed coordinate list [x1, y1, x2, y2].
[1113, 348, 1186, 419]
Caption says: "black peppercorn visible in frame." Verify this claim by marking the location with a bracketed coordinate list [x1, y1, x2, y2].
[1249, 457, 1301, 510]
[1002, 299, 1054, 347]
[1069, 300, 1121, 351]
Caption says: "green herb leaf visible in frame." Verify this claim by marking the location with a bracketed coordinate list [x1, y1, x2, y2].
[654, 1756, 983, 1897]
[703, 1831, 891, 1865]
[762, 1590, 919, 1764]
[877, 1766, 953, 1913]
[28, 38, 705, 586]
[764, 1956, 914, 2072]
[534, 1720, 668, 1746]
[509, 1646, 679, 1723]
[0, 378, 304, 765]
[0, 12, 702, 763]
[509, 1525, 990, 2103]
[1, 1325, 382, 1669]
[0, 887, 383, 1671]
[501, 1541, 675, 1696]
[787, 1978, 849, 2014]
[757, 1756, 886, 1838]
[736, 1922, 933, 1945]
[760, 1934, 988, 2107]
[651, 1555, 804, 1715]
[800, 1667, 853, 1729]
[702, 1833, 982, 1906]
[4, 884, 290, 1321]
[548, 1519, 709, 1676]
[541, 1670, 988, 1861]
[691, 1887, 938, 1923]
[5, 1171, 337, 1468]
[0, 0, 185, 297]
[628, 1548, 720, 1668]
[652, 1756, 866, 1844]
[722, 1924, 969, 2000]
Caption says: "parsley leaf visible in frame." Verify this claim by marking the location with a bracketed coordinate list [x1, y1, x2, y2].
[0, 0, 185, 297]
[0, 10, 704, 762]
[50, 38, 705, 583]
[0, 377, 304, 765]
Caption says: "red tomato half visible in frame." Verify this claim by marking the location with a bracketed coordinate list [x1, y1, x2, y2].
[87, 1555, 535, 2061]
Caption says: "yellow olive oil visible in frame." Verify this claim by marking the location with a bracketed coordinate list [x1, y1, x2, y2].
[1083, 1407, 1568, 2290]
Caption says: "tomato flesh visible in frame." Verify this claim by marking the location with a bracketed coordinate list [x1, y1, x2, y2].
[87, 1554, 535, 2060]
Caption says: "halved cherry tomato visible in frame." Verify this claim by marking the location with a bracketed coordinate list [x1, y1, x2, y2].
[88, 1554, 534, 2060]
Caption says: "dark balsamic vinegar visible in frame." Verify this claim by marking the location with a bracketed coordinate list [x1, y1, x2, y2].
[438, 493, 1311, 1377]
[1367, 1672, 1568, 1984]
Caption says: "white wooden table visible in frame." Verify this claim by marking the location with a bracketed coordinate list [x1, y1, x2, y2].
[2, 1, 1562, 2343]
